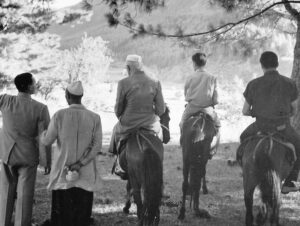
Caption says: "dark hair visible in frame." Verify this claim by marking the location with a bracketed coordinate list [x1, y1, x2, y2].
[14, 73, 34, 92]
[260, 51, 279, 68]
[192, 52, 207, 67]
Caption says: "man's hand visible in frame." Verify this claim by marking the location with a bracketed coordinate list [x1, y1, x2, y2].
[68, 161, 83, 171]
[44, 166, 51, 175]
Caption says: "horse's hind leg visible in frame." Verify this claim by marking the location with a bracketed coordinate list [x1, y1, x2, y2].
[256, 203, 268, 226]
[270, 178, 281, 226]
[244, 187, 255, 226]
[192, 164, 210, 219]
[270, 205, 280, 226]
[132, 188, 143, 225]
[178, 159, 189, 220]
[123, 181, 132, 214]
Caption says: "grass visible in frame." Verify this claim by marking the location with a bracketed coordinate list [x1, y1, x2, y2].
[32, 143, 300, 226]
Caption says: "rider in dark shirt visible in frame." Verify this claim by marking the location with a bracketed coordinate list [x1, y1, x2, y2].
[240, 51, 300, 194]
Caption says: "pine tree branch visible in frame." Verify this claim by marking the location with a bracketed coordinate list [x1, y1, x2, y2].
[117, 0, 300, 38]
[283, 0, 300, 20]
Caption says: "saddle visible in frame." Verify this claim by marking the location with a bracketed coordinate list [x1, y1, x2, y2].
[236, 132, 296, 167]
[182, 111, 220, 158]
[189, 110, 218, 140]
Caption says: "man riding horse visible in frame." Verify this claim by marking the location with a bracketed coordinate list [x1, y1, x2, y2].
[237, 51, 300, 194]
[180, 52, 220, 149]
[109, 54, 165, 176]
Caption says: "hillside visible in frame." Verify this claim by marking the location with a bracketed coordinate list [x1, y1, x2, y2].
[48, 0, 294, 82]
[47, 1, 239, 68]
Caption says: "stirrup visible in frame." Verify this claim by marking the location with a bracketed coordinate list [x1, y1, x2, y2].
[281, 185, 300, 194]
[113, 157, 128, 180]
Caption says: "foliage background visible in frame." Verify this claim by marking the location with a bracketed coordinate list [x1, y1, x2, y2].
[0, 0, 297, 141]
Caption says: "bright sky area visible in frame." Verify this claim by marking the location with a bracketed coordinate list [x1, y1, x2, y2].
[50, 0, 82, 9]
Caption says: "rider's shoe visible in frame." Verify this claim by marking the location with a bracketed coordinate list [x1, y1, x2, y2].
[281, 181, 300, 194]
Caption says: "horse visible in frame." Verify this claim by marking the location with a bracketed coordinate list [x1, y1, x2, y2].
[178, 112, 216, 220]
[120, 129, 164, 226]
[121, 107, 170, 225]
[242, 133, 296, 226]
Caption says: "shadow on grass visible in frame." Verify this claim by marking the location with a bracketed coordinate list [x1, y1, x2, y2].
[32, 143, 300, 226]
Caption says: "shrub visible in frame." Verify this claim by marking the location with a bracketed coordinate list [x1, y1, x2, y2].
[53, 33, 113, 85]
[0, 71, 12, 89]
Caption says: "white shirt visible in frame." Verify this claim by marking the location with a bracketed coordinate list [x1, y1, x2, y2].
[41, 104, 102, 191]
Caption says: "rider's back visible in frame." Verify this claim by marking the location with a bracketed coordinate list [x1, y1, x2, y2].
[244, 70, 297, 121]
[185, 70, 217, 108]
[115, 71, 165, 129]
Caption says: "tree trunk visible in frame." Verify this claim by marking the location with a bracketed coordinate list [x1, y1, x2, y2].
[291, 20, 300, 133]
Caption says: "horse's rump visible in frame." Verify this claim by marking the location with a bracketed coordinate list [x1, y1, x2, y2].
[182, 114, 215, 157]
[242, 134, 295, 178]
[125, 129, 163, 224]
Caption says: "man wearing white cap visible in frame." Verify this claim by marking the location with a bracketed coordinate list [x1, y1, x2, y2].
[40, 81, 102, 226]
[109, 54, 165, 161]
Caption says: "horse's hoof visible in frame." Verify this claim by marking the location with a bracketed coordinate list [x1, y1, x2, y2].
[203, 189, 208, 195]
[195, 208, 211, 219]
[123, 207, 129, 214]
[178, 213, 185, 220]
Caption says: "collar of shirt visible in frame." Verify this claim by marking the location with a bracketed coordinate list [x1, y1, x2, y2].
[69, 104, 85, 109]
[264, 69, 279, 77]
[195, 68, 205, 73]
[17, 92, 31, 99]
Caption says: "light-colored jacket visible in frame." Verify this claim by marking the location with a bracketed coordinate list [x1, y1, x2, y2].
[41, 104, 102, 192]
[115, 71, 165, 133]
[184, 69, 218, 107]
[0, 93, 50, 166]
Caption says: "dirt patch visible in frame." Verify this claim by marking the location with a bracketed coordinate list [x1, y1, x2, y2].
[33, 143, 300, 226]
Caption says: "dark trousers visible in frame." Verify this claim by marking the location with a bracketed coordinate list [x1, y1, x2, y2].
[240, 121, 300, 182]
[0, 163, 37, 226]
[50, 187, 93, 226]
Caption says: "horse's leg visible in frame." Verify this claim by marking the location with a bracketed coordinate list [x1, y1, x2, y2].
[270, 205, 280, 226]
[244, 187, 255, 226]
[132, 187, 143, 226]
[154, 209, 160, 226]
[202, 169, 208, 195]
[256, 203, 268, 226]
[270, 177, 281, 226]
[123, 180, 132, 214]
[193, 163, 211, 219]
[178, 157, 189, 220]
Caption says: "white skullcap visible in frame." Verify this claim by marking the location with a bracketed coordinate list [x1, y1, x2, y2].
[126, 54, 143, 70]
[67, 81, 84, 96]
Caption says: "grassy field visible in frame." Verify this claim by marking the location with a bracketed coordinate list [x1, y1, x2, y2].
[32, 143, 300, 226]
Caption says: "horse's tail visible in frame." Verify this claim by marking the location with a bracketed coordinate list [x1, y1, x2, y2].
[143, 146, 163, 222]
[255, 140, 281, 209]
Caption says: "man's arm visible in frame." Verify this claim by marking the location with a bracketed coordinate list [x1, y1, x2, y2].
[40, 113, 58, 146]
[291, 100, 297, 116]
[242, 100, 252, 116]
[38, 106, 52, 174]
[114, 81, 126, 118]
[184, 78, 190, 98]
[212, 77, 219, 106]
[69, 115, 102, 171]
[154, 81, 165, 116]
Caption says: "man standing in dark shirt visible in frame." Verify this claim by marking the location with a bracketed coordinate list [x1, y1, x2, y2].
[239, 51, 300, 193]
